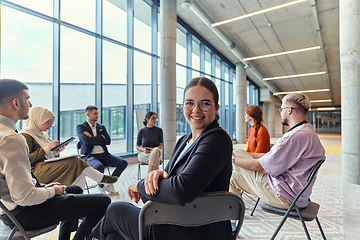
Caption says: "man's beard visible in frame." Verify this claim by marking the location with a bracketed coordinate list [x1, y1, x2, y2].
[282, 118, 289, 126]
[19, 103, 29, 120]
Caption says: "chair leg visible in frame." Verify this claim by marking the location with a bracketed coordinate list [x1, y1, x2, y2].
[295, 206, 311, 240]
[9, 225, 31, 240]
[85, 180, 90, 194]
[250, 198, 260, 216]
[138, 163, 141, 180]
[315, 216, 327, 240]
[270, 208, 292, 240]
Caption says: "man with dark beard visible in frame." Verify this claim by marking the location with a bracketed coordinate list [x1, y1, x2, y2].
[229, 93, 325, 209]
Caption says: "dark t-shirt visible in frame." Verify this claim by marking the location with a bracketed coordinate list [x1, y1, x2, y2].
[136, 126, 163, 148]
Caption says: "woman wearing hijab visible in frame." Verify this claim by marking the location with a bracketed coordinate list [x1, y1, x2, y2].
[20, 107, 117, 190]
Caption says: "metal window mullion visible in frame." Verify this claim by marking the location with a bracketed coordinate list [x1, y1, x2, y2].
[52, 0, 60, 140]
[220, 61, 225, 127]
[95, 0, 103, 122]
[210, 52, 215, 82]
[126, 0, 134, 153]
[151, 4, 158, 112]
[186, 33, 192, 83]
[228, 70, 234, 139]
[185, 33, 192, 134]
[199, 43, 205, 77]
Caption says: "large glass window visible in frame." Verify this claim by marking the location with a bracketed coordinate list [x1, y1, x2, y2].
[134, 51, 152, 149]
[0, 5, 53, 129]
[10, 0, 52, 16]
[205, 50, 211, 75]
[61, 0, 96, 32]
[176, 65, 187, 135]
[0, 0, 259, 155]
[176, 29, 186, 66]
[60, 26, 95, 154]
[103, 0, 127, 43]
[103, 40, 128, 153]
[192, 39, 200, 70]
[134, 0, 151, 52]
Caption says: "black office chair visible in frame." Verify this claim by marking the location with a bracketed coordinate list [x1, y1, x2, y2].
[260, 159, 326, 240]
[0, 196, 58, 240]
[137, 146, 165, 180]
[138, 191, 245, 240]
[76, 141, 111, 194]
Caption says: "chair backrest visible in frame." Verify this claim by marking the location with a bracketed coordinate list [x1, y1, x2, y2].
[289, 159, 325, 209]
[0, 196, 58, 240]
[138, 191, 245, 240]
[76, 141, 81, 154]
[0, 196, 30, 240]
[135, 109, 147, 132]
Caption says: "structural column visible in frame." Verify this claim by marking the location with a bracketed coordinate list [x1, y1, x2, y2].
[267, 102, 275, 137]
[235, 62, 247, 144]
[159, 0, 177, 159]
[340, 0, 360, 184]
[262, 102, 269, 128]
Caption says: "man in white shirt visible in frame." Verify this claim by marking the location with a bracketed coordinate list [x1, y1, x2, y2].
[0, 79, 111, 240]
[77, 106, 128, 195]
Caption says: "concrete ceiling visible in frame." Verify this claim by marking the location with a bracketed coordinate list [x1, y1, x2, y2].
[176, 0, 340, 109]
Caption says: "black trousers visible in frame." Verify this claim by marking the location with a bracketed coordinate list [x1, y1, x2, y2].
[13, 187, 110, 240]
[92, 201, 151, 240]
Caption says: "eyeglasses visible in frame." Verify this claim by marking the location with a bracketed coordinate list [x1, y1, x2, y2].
[277, 106, 295, 114]
[150, 117, 158, 121]
[183, 100, 215, 112]
[46, 121, 55, 127]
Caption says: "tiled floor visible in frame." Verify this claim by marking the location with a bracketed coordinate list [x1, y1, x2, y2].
[2, 133, 359, 240]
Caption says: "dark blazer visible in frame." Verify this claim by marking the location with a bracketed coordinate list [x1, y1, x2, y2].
[137, 120, 233, 240]
[76, 121, 111, 158]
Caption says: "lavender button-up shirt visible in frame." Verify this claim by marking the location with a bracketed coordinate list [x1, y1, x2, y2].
[258, 123, 325, 208]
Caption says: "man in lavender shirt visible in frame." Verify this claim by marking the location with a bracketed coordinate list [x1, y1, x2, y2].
[230, 93, 325, 209]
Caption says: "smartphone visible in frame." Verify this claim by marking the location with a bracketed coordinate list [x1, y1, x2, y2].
[51, 137, 75, 151]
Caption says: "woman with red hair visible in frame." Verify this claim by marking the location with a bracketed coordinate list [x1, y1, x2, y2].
[244, 105, 270, 153]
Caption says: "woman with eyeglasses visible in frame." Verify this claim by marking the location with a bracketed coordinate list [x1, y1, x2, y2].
[136, 111, 163, 173]
[92, 77, 233, 240]
[243, 105, 270, 153]
[20, 106, 118, 190]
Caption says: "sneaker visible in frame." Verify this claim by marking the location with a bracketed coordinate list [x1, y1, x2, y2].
[104, 184, 119, 195]
[98, 186, 106, 194]
[99, 175, 118, 184]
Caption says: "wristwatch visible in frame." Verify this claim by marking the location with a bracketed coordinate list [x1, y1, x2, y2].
[232, 156, 235, 163]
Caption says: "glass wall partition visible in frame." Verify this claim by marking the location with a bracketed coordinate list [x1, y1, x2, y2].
[59, 27, 96, 155]
[0, 0, 259, 155]
[103, 41, 128, 154]
[103, 0, 127, 43]
[0, 5, 53, 131]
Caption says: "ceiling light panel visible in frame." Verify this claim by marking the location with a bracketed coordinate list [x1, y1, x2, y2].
[211, 0, 308, 27]
[243, 46, 321, 61]
[273, 88, 329, 95]
[310, 100, 332, 103]
[263, 72, 326, 81]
